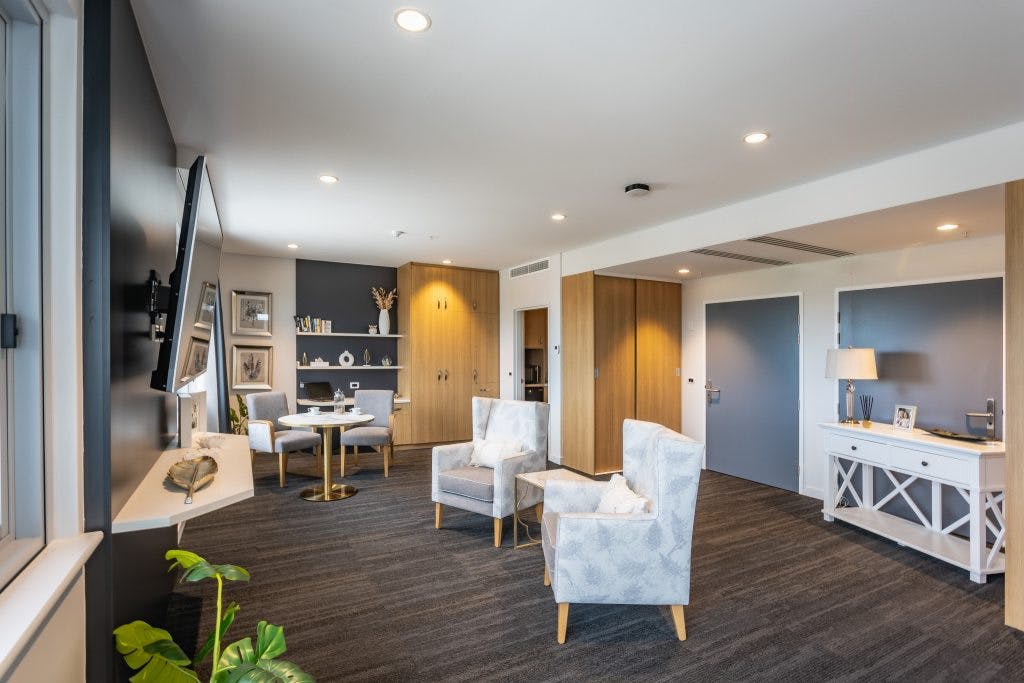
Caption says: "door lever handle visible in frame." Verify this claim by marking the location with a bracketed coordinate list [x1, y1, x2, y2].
[705, 379, 721, 404]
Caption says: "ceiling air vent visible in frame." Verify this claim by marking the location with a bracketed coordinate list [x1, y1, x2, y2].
[691, 248, 791, 267]
[510, 259, 550, 278]
[747, 235, 853, 257]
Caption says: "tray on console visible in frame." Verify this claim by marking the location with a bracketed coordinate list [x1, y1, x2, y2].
[923, 427, 988, 443]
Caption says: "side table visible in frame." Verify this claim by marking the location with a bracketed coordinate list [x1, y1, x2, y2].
[513, 468, 591, 549]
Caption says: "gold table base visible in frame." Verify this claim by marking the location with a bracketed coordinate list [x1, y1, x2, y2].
[300, 483, 358, 502]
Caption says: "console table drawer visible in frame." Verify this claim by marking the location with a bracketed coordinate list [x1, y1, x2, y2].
[825, 433, 886, 465]
[889, 447, 969, 483]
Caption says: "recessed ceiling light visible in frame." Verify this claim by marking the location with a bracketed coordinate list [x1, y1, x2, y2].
[442, 259, 452, 265]
[551, 213, 566, 222]
[677, 268, 691, 275]
[936, 223, 960, 231]
[319, 174, 339, 184]
[287, 243, 299, 249]
[743, 131, 769, 144]
[395, 8, 431, 32]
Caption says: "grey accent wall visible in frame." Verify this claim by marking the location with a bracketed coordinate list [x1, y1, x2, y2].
[295, 260, 399, 397]
[838, 277, 1003, 436]
[838, 277, 1003, 539]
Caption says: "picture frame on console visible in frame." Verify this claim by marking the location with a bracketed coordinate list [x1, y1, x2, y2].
[232, 344, 273, 390]
[231, 290, 273, 336]
[893, 404, 917, 431]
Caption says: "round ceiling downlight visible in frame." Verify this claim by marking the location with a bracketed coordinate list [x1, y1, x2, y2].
[319, 174, 339, 184]
[395, 8, 431, 32]
[743, 131, 769, 144]
[936, 223, 960, 231]
[551, 213, 566, 222]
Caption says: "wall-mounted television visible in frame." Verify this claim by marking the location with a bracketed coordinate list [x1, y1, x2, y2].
[151, 156, 223, 393]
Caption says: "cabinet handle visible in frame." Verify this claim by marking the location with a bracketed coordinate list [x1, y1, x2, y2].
[850, 445, 857, 451]
[473, 300, 478, 310]
[473, 369, 477, 381]
[921, 461, 929, 467]
[444, 369, 449, 381]
[436, 299, 440, 309]
[444, 297, 448, 310]
[437, 369, 441, 381]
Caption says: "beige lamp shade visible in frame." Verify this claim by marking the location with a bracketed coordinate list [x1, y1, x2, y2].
[825, 347, 878, 380]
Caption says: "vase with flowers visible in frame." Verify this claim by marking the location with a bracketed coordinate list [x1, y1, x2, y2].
[372, 287, 398, 335]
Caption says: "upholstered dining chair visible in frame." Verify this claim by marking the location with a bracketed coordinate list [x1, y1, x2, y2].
[432, 397, 549, 547]
[245, 391, 322, 487]
[339, 389, 396, 477]
[541, 419, 704, 643]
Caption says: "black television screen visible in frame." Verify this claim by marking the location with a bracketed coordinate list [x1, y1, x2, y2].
[151, 156, 223, 393]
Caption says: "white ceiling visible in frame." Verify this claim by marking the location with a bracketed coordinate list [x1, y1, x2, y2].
[130, 1, 1024, 269]
[607, 185, 1006, 280]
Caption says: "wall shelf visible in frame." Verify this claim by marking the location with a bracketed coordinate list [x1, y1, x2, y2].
[297, 365, 403, 371]
[297, 332, 403, 338]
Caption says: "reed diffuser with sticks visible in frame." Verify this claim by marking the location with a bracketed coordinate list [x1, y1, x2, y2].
[859, 395, 874, 427]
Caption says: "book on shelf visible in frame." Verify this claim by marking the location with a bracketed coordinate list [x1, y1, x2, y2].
[294, 316, 332, 334]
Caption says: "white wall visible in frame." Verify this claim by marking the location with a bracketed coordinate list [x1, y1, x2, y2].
[680, 235, 1005, 499]
[6, 576, 85, 682]
[218, 254, 297, 409]
[499, 256, 562, 462]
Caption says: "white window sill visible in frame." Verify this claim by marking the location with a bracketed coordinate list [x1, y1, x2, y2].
[0, 531, 103, 677]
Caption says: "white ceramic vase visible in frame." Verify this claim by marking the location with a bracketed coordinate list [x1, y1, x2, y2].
[378, 308, 391, 335]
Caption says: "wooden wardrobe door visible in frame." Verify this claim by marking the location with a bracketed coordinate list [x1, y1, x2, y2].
[561, 272, 596, 473]
[410, 266, 447, 444]
[593, 275, 636, 474]
[441, 267, 473, 441]
[636, 279, 682, 431]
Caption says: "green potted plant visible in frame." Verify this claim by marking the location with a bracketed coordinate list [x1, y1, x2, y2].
[113, 549, 312, 682]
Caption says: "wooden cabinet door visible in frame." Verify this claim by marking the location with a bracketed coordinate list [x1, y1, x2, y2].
[636, 280, 682, 431]
[560, 272, 596, 473]
[409, 266, 447, 444]
[441, 267, 473, 441]
[593, 275, 636, 473]
[523, 308, 547, 349]
[471, 311, 499, 395]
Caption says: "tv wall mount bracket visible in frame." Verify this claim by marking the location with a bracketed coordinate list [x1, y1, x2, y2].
[146, 269, 171, 342]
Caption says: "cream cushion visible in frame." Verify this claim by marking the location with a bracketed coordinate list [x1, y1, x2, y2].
[595, 474, 650, 514]
[470, 438, 523, 468]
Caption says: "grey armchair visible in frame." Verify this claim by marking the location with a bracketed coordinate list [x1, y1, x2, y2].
[432, 397, 550, 547]
[339, 390, 396, 477]
[541, 419, 704, 643]
[245, 391, 322, 487]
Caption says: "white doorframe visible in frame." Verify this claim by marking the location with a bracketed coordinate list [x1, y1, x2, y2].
[703, 292, 805, 494]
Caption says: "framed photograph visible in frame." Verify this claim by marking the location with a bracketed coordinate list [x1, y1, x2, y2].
[194, 281, 217, 329]
[893, 404, 917, 431]
[231, 290, 272, 336]
[180, 337, 210, 384]
[232, 344, 273, 390]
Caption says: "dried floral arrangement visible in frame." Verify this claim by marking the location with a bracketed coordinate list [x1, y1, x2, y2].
[372, 287, 398, 311]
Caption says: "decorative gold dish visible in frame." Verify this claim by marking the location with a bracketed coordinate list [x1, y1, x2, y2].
[167, 455, 218, 504]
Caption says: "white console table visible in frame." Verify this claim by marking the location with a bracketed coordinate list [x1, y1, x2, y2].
[820, 422, 1005, 583]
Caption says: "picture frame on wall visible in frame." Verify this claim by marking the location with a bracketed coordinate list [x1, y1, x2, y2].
[231, 290, 272, 336]
[893, 404, 917, 431]
[180, 337, 210, 384]
[232, 344, 273, 390]
[194, 281, 217, 329]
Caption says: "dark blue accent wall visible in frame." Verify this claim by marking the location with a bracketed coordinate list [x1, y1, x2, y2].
[295, 260, 399, 398]
[838, 277, 1003, 539]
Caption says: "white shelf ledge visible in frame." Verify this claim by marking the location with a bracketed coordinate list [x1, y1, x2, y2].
[297, 332, 403, 338]
[112, 433, 254, 534]
[297, 365, 403, 370]
[297, 397, 411, 407]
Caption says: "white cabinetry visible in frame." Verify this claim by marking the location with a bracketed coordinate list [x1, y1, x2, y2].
[820, 422, 1005, 583]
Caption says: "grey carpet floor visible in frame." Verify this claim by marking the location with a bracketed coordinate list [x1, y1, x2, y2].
[165, 448, 1024, 682]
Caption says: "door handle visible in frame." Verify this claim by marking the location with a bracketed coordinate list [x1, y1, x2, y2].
[705, 379, 721, 404]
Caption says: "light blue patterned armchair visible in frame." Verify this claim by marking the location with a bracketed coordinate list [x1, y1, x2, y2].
[432, 397, 550, 547]
[541, 419, 704, 643]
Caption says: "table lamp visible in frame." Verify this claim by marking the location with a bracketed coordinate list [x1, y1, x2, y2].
[826, 347, 877, 424]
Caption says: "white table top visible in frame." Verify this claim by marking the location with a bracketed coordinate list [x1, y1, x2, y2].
[820, 421, 1005, 457]
[279, 411, 374, 428]
[297, 397, 411, 407]
[517, 468, 592, 489]
[112, 433, 254, 534]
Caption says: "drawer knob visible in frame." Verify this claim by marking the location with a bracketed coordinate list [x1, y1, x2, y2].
[921, 461, 929, 467]
[850, 445, 857, 451]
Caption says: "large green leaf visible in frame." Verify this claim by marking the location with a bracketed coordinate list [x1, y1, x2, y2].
[213, 563, 251, 582]
[254, 621, 286, 660]
[165, 549, 205, 571]
[113, 621, 198, 683]
[166, 550, 249, 584]
[213, 659, 314, 683]
[192, 601, 240, 667]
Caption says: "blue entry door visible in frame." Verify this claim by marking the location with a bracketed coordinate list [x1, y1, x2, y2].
[705, 296, 800, 492]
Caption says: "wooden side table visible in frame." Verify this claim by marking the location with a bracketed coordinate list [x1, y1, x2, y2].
[513, 468, 591, 549]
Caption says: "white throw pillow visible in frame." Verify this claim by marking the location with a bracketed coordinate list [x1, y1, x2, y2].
[596, 474, 650, 514]
[470, 438, 524, 468]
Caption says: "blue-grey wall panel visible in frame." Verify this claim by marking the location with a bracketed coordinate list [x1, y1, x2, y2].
[295, 260, 399, 399]
[838, 278, 1003, 437]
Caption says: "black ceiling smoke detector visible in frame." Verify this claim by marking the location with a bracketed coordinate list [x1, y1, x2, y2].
[624, 182, 651, 197]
